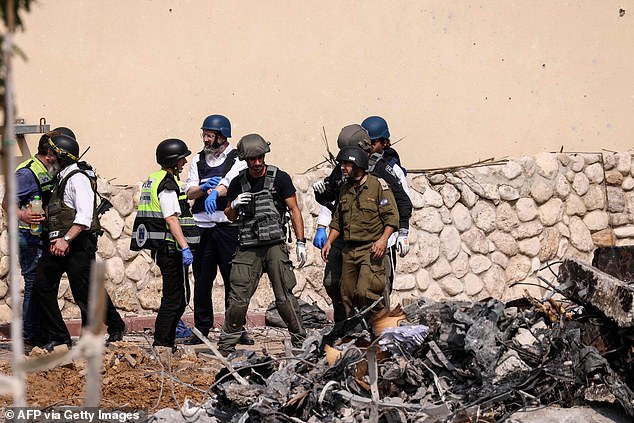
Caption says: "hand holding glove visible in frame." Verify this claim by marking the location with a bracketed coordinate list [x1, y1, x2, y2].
[396, 228, 410, 257]
[181, 246, 194, 266]
[296, 240, 307, 268]
[200, 176, 222, 192]
[204, 190, 219, 214]
[231, 192, 252, 209]
[313, 226, 327, 249]
[313, 179, 327, 194]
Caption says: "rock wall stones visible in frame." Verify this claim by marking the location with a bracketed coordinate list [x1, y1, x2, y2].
[1, 151, 634, 322]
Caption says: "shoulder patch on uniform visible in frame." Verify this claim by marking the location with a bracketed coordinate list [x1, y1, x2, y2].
[377, 177, 389, 190]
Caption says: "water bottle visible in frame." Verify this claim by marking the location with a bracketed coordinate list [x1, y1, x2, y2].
[30, 195, 43, 235]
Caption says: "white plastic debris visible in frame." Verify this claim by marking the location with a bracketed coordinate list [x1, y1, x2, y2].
[377, 325, 429, 355]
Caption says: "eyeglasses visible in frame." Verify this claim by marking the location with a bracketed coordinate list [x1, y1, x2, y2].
[200, 133, 216, 141]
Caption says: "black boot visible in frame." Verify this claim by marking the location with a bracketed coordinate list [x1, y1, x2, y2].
[183, 335, 204, 345]
[238, 331, 255, 345]
[106, 328, 125, 344]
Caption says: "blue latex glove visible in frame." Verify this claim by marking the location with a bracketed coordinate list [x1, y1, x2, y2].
[204, 190, 219, 214]
[313, 227, 327, 249]
[200, 176, 222, 192]
[181, 247, 194, 266]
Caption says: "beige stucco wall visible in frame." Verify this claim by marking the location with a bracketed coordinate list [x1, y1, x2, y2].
[9, 1, 634, 184]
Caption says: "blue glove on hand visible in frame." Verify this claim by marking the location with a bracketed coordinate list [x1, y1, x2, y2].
[204, 190, 219, 214]
[313, 227, 327, 249]
[181, 247, 194, 266]
[200, 176, 222, 192]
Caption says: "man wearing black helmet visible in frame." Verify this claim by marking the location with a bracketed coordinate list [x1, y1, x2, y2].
[313, 124, 412, 318]
[183, 114, 252, 345]
[321, 145, 399, 322]
[217, 134, 307, 356]
[32, 131, 126, 351]
[130, 138, 200, 351]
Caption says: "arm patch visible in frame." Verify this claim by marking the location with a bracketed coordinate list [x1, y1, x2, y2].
[377, 177, 389, 191]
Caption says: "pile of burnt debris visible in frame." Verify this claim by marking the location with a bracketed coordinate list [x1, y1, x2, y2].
[178, 247, 634, 423]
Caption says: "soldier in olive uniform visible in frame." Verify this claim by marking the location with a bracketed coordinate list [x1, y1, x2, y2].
[218, 134, 307, 356]
[321, 146, 399, 318]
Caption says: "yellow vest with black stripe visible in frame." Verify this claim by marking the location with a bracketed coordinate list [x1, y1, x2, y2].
[130, 169, 200, 251]
[15, 156, 55, 232]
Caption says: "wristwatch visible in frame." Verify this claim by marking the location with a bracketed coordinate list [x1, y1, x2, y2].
[63, 234, 71, 242]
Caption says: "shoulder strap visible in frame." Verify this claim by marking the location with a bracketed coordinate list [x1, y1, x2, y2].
[264, 165, 277, 190]
[239, 169, 251, 193]
[222, 149, 239, 176]
[196, 150, 206, 177]
[56, 169, 89, 196]
[377, 177, 390, 190]
[157, 172, 179, 194]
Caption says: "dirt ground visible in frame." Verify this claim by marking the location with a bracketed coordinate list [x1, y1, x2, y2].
[0, 330, 287, 412]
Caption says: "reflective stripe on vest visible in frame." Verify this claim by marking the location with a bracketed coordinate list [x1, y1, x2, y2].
[16, 156, 55, 231]
[130, 170, 200, 251]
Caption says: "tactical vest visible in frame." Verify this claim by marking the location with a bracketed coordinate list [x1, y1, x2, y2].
[237, 166, 286, 247]
[47, 165, 101, 239]
[191, 149, 238, 214]
[15, 156, 55, 231]
[130, 169, 201, 251]
[383, 147, 406, 175]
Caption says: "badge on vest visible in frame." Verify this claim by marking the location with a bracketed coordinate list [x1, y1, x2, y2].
[135, 224, 148, 247]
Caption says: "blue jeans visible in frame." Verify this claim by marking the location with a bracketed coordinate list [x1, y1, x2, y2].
[19, 236, 43, 343]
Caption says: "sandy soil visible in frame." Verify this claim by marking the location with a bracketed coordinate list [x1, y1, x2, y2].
[0, 341, 223, 411]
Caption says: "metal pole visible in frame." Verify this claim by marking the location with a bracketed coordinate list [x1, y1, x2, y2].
[1, 0, 26, 407]
[84, 261, 106, 407]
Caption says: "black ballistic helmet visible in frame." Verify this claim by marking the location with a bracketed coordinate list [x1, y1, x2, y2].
[336, 146, 369, 170]
[53, 126, 77, 140]
[47, 131, 80, 163]
[237, 134, 271, 160]
[156, 138, 191, 167]
[38, 126, 76, 155]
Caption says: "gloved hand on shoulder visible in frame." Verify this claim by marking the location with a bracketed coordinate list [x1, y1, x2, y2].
[204, 190, 219, 214]
[396, 228, 410, 257]
[181, 246, 194, 266]
[313, 226, 327, 249]
[200, 176, 222, 192]
[296, 240, 307, 268]
[231, 192, 252, 209]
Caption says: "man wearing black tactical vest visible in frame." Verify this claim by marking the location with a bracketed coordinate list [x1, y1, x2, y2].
[217, 134, 307, 356]
[32, 132, 125, 352]
[130, 138, 200, 351]
[183, 114, 253, 346]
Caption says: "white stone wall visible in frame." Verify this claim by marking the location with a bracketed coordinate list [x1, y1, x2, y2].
[1, 151, 634, 321]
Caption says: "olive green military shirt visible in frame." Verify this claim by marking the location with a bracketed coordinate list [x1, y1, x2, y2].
[330, 174, 399, 242]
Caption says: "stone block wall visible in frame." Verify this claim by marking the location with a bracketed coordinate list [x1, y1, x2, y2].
[1, 150, 634, 322]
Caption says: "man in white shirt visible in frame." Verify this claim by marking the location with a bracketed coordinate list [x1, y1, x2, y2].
[32, 132, 125, 351]
[182, 114, 252, 345]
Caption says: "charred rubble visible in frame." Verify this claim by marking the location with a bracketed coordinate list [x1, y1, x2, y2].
[188, 247, 634, 422]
